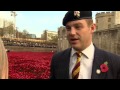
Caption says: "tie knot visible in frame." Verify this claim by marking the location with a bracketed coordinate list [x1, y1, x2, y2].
[76, 52, 81, 57]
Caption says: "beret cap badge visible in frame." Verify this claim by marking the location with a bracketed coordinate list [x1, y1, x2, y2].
[74, 11, 80, 18]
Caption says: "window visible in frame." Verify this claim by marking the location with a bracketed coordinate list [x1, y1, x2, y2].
[108, 18, 111, 22]
[96, 26, 98, 30]
[108, 24, 111, 28]
[58, 31, 60, 35]
[96, 19, 98, 23]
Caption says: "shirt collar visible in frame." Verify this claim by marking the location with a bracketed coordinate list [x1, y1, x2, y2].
[82, 42, 94, 59]
[71, 42, 95, 59]
[71, 48, 77, 57]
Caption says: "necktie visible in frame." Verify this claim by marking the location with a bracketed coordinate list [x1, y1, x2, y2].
[72, 52, 81, 79]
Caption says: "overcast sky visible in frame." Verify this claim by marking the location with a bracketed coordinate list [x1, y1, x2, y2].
[0, 11, 108, 37]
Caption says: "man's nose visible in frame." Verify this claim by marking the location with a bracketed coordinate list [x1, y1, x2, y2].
[70, 28, 76, 35]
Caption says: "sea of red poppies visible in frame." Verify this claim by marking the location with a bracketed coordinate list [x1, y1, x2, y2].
[7, 52, 54, 79]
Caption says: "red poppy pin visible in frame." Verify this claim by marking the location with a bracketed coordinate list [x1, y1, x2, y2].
[96, 61, 109, 74]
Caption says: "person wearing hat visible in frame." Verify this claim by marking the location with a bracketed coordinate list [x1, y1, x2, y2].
[50, 11, 120, 79]
[0, 38, 8, 79]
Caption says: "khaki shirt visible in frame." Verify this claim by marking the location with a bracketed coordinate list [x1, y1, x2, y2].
[0, 38, 8, 79]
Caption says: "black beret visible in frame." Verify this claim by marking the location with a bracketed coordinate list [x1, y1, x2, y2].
[62, 11, 92, 26]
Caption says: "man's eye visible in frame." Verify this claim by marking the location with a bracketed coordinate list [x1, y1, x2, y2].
[75, 26, 81, 29]
[66, 27, 71, 31]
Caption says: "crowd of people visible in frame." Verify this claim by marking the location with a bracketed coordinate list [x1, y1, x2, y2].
[2, 38, 57, 48]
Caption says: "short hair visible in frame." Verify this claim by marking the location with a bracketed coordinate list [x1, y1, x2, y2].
[85, 19, 93, 27]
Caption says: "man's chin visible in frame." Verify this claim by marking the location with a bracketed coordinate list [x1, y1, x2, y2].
[71, 45, 80, 50]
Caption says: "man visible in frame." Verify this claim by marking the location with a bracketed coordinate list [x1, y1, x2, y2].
[0, 38, 8, 79]
[50, 11, 120, 79]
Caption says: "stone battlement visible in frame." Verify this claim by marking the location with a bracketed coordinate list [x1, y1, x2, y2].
[96, 11, 114, 18]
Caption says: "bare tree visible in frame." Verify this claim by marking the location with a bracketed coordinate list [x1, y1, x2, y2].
[0, 28, 4, 37]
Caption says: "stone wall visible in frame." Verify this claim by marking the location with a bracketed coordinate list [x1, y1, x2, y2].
[93, 27, 120, 55]
[58, 38, 70, 52]
[57, 26, 120, 56]
[57, 26, 70, 52]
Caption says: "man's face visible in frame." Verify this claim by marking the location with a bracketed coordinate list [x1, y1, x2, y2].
[65, 19, 95, 51]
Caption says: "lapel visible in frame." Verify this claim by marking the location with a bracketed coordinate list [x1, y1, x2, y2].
[60, 48, 71, 79]
[91, 47, 108, 79]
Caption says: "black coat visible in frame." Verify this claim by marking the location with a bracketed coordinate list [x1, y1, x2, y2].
[50, 47, 120, 79]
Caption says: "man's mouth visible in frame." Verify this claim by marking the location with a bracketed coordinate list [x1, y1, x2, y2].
[70, 38, 79, 44]
[70, 38, 78, 41]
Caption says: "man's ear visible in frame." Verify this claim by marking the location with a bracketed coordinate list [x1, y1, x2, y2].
[90, 23, 96, 34]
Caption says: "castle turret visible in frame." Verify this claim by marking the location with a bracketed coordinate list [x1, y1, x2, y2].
[95, 11, 114, 31]
[114, 11, 120, 25]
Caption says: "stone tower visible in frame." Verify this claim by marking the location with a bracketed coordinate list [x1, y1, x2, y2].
[95, 11, 114, 31]
[95, 11, 120, 31]
[114, 11, 120, 25]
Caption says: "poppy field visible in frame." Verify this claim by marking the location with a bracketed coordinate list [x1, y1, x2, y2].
[7, 52, 54, 79]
